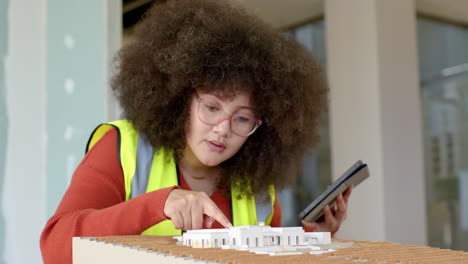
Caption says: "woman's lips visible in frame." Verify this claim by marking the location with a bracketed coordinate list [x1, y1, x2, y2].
[207, 141, 226, 152]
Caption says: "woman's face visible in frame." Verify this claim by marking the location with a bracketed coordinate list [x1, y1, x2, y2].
[184, 90, 255, 167]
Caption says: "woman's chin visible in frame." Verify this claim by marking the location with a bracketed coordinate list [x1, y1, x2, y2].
[198, 156, 224, 167]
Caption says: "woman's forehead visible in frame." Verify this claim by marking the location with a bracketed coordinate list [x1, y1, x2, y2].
[197, 91, 252, 108]
[198, 78, 255, 98]
[197, 88, 252, 103]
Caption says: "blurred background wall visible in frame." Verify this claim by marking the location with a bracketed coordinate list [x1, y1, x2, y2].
[2, 1, 47, 263]
[0, 0, 467, 263]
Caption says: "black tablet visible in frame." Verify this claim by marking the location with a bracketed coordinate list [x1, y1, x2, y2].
[299, 160, 370, 223]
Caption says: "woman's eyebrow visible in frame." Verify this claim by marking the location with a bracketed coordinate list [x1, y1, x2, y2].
[237, 105, 254, 110]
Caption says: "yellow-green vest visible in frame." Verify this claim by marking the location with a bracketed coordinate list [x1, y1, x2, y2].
[86, 120, 275, 236]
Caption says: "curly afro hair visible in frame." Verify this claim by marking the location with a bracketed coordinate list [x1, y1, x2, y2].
[112, 0, 328, 197]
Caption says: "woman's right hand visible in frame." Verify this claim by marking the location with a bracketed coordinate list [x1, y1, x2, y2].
[163, 189, 232, 230]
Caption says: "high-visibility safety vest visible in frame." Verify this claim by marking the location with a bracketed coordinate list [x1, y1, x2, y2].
[86, 120, 275, 236]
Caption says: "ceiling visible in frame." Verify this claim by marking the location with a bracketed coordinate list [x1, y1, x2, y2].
[123, 0, 468, 29]
[236, 0, 468, 28]
[416, 0, 468, 25]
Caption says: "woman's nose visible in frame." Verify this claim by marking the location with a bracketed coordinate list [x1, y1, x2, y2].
[213, 118, 231, 136]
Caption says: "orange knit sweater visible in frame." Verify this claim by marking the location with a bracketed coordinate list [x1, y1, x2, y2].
[40, 128, 281, 264]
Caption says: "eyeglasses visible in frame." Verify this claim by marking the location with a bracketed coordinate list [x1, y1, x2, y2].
[195, 93, 262, 137]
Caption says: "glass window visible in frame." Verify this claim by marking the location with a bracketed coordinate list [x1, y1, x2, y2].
[418, 17, 468, 251]
[279, 20, 332, 227]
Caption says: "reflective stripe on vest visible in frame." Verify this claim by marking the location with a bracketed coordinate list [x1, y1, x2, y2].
[86, 120, 275, 235]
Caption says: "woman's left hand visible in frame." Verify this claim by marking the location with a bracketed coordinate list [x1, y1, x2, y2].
[302, 186, 352, 235]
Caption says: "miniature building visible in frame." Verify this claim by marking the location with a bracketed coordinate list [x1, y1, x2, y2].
[182, 225, 330, 249]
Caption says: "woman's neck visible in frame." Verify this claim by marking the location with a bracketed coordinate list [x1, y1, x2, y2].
[178, 151, 220, 195]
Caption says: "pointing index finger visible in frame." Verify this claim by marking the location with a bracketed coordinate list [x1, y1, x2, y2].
[203, 201, 232, 228]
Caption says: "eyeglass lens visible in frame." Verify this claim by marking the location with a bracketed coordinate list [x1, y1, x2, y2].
[198, 101, 257, 136]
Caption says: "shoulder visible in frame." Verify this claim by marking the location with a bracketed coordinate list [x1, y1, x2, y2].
[82, 126, 121, 173]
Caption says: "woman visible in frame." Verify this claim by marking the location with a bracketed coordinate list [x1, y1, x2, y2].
[40, 0, 351, 263]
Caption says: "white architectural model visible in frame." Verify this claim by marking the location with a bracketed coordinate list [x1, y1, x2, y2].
[180, 224, 332, 256]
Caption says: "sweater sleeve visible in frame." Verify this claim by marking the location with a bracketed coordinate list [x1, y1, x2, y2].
[40, 128, 178, 264]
